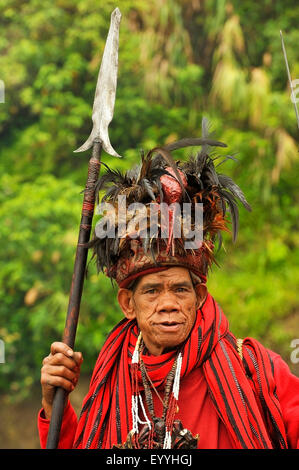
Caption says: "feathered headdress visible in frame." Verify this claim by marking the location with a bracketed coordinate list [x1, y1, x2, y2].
[86, 118, 252, 287]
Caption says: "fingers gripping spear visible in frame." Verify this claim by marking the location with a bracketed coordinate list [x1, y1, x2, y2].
[46, 8, 122, 449]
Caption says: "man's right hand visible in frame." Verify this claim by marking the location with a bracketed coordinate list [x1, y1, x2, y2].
[40, 342, 83, 420]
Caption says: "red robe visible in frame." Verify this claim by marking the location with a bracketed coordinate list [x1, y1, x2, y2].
[38, 350, 299, 449]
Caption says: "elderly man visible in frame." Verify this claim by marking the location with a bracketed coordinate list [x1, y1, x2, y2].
[38, 134, 299, 449]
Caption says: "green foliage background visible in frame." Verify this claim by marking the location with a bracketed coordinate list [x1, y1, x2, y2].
[0, 0, 298, 402]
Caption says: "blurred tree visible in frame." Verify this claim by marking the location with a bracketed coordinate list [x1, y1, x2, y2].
[0, 173, 122, 399]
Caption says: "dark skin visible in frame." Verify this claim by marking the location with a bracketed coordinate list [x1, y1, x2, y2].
[40, 342, 83, 420]
[40, 267, 207, 419]
[118, 267, 207, 355]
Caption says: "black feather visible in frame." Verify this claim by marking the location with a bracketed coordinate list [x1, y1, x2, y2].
[164, 137, 227, 152]
[141, 178, 156, 201]
[201, 158, 220, 187]
[147, 147, 186, 197]
[218, 188, 239, 242]
[218, 174, 252, 212]
[214, 153, 239, 167]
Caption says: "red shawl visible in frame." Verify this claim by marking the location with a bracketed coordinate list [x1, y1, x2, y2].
[73, 292, 288, 449]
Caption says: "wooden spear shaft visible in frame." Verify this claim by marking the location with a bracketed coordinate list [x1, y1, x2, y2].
[46, 141, 102, 449]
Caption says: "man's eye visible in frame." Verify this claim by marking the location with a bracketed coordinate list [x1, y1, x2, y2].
[145, 289, 157, 294]
[176, 287, 187, 292]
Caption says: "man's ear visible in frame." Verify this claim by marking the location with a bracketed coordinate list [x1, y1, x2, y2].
[195, 283, 207, 309]
[117, 288, 137, 320]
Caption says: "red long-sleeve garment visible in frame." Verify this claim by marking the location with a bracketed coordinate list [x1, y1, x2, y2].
[38, 351, 299, 449]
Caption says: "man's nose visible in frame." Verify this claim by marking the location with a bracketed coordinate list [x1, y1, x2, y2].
[156, 291, 179, 313]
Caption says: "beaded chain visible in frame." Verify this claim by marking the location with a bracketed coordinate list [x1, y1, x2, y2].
[130, 332, 183, 449]
[113, 331, 199, 449]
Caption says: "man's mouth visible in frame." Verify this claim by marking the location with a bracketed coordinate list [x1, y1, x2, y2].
[156, 321, 182, 332]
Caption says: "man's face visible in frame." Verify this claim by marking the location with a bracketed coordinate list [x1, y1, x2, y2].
[118, 267, 205, 356]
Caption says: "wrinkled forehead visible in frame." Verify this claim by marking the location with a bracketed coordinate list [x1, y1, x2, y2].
[136, 267, 193, 287]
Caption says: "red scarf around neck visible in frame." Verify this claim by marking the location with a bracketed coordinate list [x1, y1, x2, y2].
[73, 292, 288, 449]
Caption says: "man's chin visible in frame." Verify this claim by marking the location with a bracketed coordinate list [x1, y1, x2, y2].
[158, 335, 187, 354]
[162, 344, 181, 354]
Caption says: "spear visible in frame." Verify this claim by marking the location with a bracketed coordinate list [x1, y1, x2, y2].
[46, 7, 122, 449]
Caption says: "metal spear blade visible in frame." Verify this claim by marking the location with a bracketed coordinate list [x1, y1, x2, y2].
[74, 7, 122, 157]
